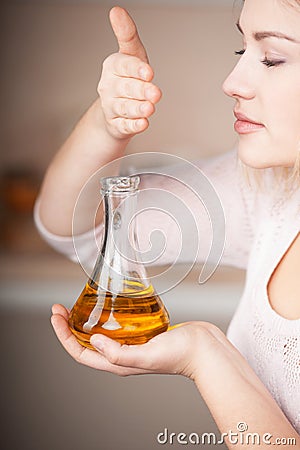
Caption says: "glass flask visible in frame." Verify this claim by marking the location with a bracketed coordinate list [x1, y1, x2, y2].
[68, 175, 170, 349]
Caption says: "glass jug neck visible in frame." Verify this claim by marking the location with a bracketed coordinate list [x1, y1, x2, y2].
[100, 176, 141, 266]
[104, 190, 138, 244]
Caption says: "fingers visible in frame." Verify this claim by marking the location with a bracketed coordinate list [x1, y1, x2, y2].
[91, 334, 154, 370]
[50, 305, 152, 375]
[51, 310, 88, 363]
[51, 303, 70, 319]
[109, 6, 149, 63]
[91, 329, 176, 373]
[90, 323, 199, 378]
[111, 99, 154, 121]
[99, 53, 161, 137]
[111, 53, 153, 82]
[115, 78, 161, 103]
[110, 118, 149, 136]
[101, 54, 161, 105]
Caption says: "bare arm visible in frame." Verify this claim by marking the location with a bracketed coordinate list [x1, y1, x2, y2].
[38, 7, 161, 236]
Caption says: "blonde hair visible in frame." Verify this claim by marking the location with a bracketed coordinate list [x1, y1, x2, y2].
[274, 3, 300, 190]
[239, 147, 300, 194]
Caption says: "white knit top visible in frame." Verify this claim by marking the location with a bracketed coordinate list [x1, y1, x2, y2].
[34, 149, 300, 432]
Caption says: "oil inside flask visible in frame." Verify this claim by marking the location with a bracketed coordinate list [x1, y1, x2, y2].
[68, 175, 170, 349]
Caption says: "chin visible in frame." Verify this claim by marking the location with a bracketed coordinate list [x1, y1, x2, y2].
[237, 142, 272, 169]
[236, 139, 290, 169]
[237, 135, 298, 169]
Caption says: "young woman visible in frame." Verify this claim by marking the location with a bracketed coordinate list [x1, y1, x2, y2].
[35, 1, 300, 446]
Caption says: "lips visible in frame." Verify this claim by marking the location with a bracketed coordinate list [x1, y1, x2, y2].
[234, 111, 263, 125]
[233, 110, 265, 134]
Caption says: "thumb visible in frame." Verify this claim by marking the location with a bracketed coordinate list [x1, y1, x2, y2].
[109, 6, 149, 63]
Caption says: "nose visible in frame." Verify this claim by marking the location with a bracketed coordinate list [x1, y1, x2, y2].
[222, 56, 255, 100]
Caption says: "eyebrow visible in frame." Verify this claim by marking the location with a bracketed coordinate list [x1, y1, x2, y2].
[236, 21, 300, 44]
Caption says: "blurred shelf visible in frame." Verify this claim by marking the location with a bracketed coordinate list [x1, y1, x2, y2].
[0, 251, 245, 323]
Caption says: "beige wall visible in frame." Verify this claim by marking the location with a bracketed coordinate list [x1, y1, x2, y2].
[0, 1, 242, 174]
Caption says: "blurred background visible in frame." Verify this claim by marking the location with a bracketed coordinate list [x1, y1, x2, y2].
[0, 0, 245, 449]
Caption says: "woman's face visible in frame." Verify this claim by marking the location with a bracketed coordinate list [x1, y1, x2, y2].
[223, 0, 300, 169]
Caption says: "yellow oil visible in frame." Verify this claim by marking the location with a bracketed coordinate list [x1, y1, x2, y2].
[68, 280, 170, 349]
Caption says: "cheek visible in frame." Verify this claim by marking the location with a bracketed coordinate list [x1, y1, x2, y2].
[238, 85, 300, 169]
[266, 83, 300, 146]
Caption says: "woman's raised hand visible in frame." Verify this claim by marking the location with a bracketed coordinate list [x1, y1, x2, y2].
[98, 6, 162, 140]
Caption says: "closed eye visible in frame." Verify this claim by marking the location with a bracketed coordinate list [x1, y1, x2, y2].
[234, 49, 285, 68]
[261, 57, 285, 67]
